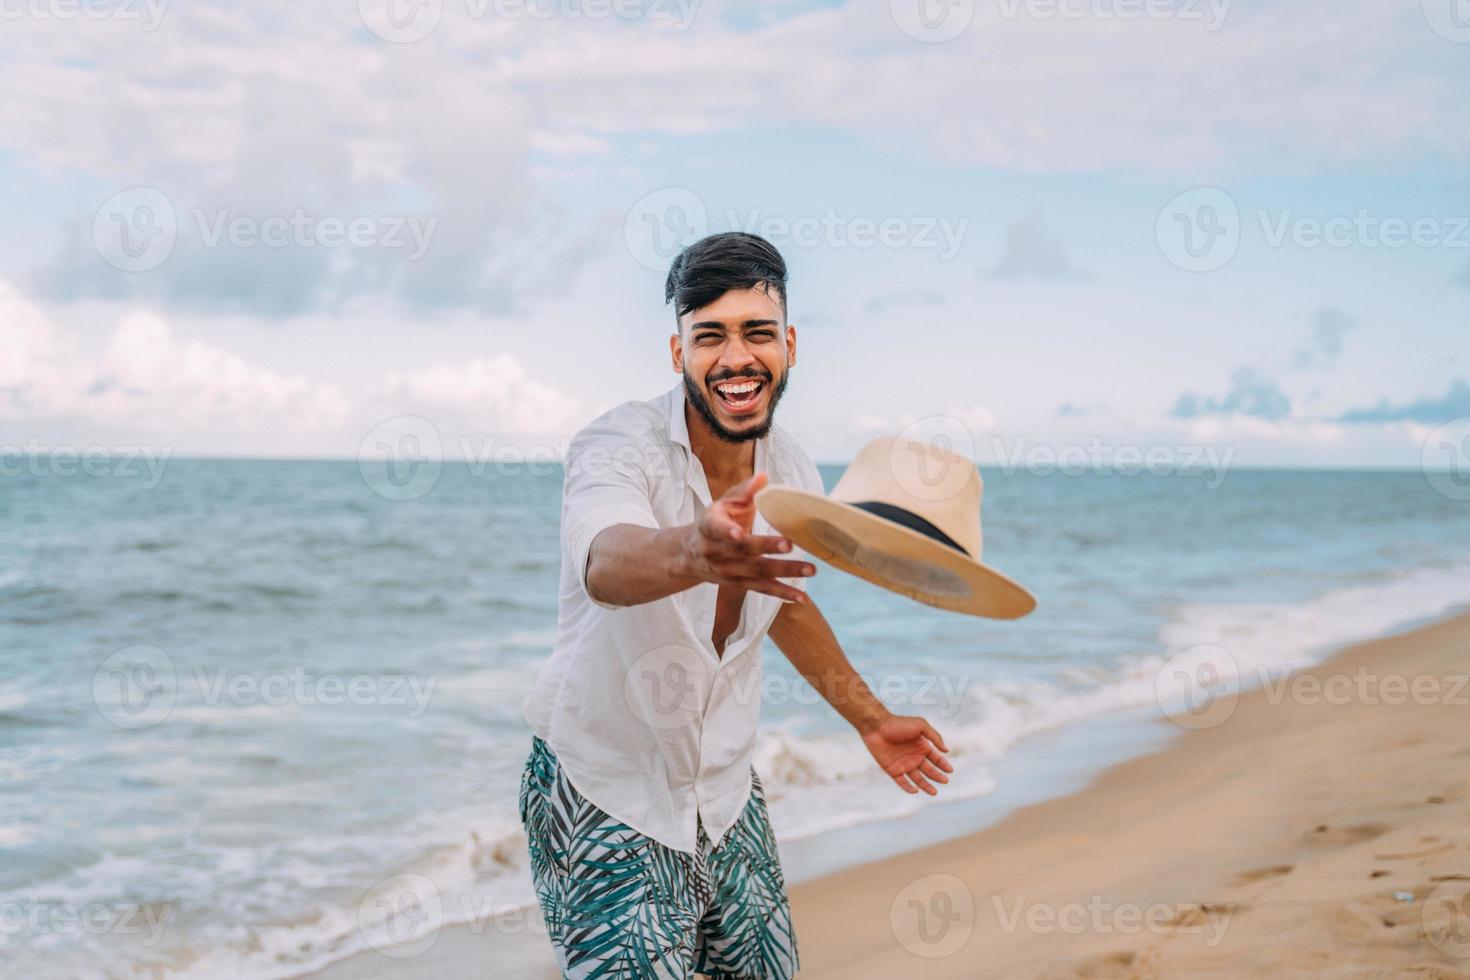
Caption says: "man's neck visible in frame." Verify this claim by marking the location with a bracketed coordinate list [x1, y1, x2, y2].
[685, 403, 756, 489]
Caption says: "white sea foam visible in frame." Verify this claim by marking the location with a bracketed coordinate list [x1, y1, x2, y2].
[19, 562, 1470, 980]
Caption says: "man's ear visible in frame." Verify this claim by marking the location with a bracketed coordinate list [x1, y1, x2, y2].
[669, 331, 682, 372]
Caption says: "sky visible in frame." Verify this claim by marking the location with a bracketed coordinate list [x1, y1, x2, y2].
[1, 0, 1468, 470]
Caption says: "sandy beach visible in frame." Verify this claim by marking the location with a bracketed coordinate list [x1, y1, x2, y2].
[312, 610, 1470, 979]
[794, 610, 1470, 979]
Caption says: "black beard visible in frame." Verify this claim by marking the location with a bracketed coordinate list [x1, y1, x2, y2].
[683, 367, 789, 445]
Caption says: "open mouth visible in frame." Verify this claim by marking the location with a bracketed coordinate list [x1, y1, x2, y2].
[711, 376, 766, 415]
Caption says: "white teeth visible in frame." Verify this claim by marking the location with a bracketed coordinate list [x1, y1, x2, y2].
[717, 381, 760, 397]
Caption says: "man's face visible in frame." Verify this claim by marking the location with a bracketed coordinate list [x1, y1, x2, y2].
[670, 283, 795, 445]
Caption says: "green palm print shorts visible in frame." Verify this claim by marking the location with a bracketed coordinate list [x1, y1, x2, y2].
[518, 735, 800, 979]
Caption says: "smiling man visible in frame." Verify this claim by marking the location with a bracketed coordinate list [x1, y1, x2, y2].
[519, 232, 954, 979]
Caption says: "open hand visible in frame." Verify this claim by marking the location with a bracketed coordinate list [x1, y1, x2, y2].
[684, 471, 815, 604]
[862, 714, 953, 795]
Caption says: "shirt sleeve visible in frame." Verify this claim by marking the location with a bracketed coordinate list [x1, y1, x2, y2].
[562, 417, 663, 611]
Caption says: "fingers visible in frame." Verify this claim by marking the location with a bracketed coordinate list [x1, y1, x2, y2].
[727, 532, 794, 556]
[918, 758, 950, 784]
[727, 577, 809, 605]
[923, 722, 949, 754]
[721, 470, 768, 504]
[700, 511, 791, 556]
[928, 748, 954, 774]
[909, 771, 938, 796]
[738, 557, 815, 580]
[891, 772, 918, 795]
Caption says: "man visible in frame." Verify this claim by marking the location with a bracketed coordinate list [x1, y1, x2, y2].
[519, 231, 954, 979]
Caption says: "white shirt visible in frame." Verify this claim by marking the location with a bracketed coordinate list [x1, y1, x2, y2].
[521, 381, 826, 854]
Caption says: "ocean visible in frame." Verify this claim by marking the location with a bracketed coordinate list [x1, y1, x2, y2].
[3, 459, 1468, 977]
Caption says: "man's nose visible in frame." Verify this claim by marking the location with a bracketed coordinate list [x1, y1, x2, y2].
[718, 337, 758, 372]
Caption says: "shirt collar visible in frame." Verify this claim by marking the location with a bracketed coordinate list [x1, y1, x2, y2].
[664, 379, 771, 484]
[666, 380, 692, 455]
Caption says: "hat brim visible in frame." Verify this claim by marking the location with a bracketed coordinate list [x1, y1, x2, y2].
[755, 486, 1036, 620]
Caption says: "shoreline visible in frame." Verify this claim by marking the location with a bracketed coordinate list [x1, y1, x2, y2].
[793, 609, 1470, 977]
[307, 609, 1470, 978]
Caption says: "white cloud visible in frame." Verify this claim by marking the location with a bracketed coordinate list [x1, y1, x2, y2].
[382, 354, 584, 435]
[0, 279, 352, 436]
[91, 313, 353, 432]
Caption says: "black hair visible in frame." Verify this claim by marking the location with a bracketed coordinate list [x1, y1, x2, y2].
[664, 232, 788, 324]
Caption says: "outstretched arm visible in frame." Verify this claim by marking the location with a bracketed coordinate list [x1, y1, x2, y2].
[585, 472, 813, 608]
[767, 597, 954, 795]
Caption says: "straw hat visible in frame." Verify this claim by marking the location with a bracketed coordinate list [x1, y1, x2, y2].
[755, 436, 1035, 619]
